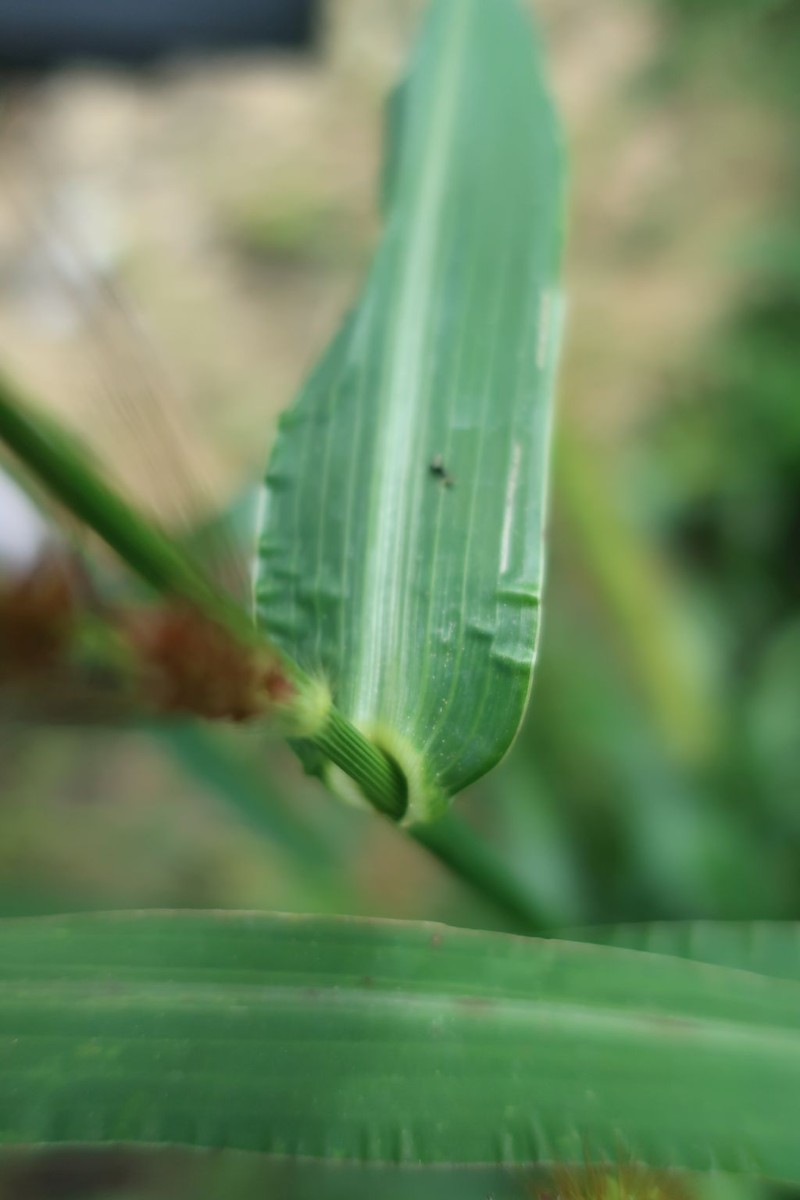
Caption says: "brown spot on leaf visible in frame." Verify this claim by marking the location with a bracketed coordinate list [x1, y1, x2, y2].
[456, 995, 492, 1011]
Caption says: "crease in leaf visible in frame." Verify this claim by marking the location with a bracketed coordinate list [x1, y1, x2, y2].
[256, 0, 564, 818]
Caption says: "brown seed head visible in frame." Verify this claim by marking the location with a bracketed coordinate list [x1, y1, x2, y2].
[0, 555, 75, 678]
[126, 603, 293, 722]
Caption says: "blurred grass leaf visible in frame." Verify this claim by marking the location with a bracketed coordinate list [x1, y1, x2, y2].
[256, 0, 563, 817]
[567, 921, 800, 983]
[152, 724, 334, 870]
[2, 912, 800, 1178]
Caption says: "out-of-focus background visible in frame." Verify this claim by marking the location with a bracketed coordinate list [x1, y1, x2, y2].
[0, 0, 798, 1195]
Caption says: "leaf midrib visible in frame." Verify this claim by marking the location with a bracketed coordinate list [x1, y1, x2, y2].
[355, 0, 471, 722]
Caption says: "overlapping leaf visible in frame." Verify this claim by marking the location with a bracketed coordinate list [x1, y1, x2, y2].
[568, 921, 800, 982]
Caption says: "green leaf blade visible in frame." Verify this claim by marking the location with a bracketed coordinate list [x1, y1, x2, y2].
[256, 0, 563, 812]
[2, 912, 800, 1179]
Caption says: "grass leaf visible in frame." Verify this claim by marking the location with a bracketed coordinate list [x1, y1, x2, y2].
[565, 921, 800, 982]
[2, 912, 800, 1178]
[256, 0, 563, 817]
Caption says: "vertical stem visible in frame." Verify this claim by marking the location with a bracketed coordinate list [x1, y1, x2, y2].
[412, 812, 546, 932]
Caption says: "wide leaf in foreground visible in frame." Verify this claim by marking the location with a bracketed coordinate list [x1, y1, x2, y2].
[1, 912, 799, 1179]
[256, 0, 563, 820]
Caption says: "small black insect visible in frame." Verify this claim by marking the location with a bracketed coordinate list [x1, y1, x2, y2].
[429, 454, 455, 488]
